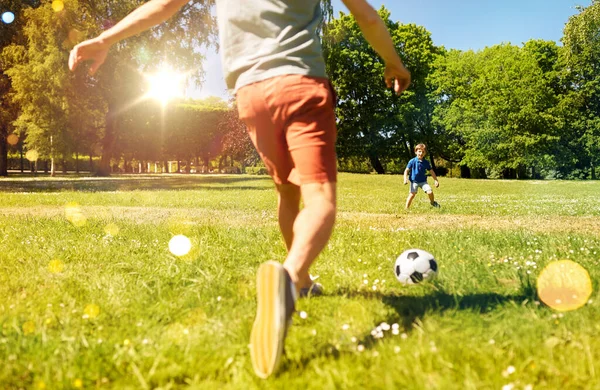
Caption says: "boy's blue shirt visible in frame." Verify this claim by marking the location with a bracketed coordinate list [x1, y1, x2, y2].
[406, 157, 431, 182]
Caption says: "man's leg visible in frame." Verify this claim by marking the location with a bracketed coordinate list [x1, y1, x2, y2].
[276, 183, 301, 251]
[283, 181, 336, 292]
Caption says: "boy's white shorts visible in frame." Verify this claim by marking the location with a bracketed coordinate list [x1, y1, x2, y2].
[410, 181, 432, 194]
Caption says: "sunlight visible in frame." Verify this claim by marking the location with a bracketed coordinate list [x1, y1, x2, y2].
[145, 66, 186, 106]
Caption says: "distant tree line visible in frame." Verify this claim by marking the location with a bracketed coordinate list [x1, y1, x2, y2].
[1, 0, 598, 179]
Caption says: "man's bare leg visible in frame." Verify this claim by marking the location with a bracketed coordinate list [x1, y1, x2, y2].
[282, 181, 336, 293]
[276, 183, 301, 251]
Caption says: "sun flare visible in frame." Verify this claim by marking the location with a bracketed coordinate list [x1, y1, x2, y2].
[145, 67, 186, 105]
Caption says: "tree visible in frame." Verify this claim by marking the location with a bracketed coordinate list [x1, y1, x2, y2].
[431, 44, 561, 178]
[5, 0, 217, 176]
[561, 0, 600, 179]
[0, 0, 41, 176]
[220, 102, 258, 170]
[323, 7, 441, 173]
[5, 3, 89, 175]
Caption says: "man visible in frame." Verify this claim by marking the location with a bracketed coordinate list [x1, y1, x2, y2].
[69, 0, 410, 378]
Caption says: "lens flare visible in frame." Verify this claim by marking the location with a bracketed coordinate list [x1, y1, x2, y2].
[145, 67, 186, 106]
[51, 1, 64, 12]
[7, 134, 18, 146]
[537, 260, 592, 312]
[84, 304, 100, 319]
[65, 203, 87, 227]
[22, 320, 36, 335]
[48, 259, 64, 274]
[1, 12, 15, 24]
[25, 150, 39, 162]
[169, 235, 192, 257]
[104, 223, 120, 236]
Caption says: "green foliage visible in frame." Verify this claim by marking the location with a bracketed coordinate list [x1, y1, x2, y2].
[244, 166, 269, 175]
[560, 0, 600, 179]
[2, 0, 599, 180]
[323, 7, 443, 174]
[431, 44, 561, 175]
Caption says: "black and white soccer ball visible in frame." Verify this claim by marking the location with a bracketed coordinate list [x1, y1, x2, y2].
[394, 249, 438, 285]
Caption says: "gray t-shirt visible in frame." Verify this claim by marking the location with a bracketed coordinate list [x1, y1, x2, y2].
[215, 0, 328, 93]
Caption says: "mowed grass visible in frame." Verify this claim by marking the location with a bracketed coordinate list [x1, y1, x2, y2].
[1, 173, 599, 389]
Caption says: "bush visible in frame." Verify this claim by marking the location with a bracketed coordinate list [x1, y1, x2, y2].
[221, 166, 241, 174]
[337, 157, 372, 173]
[245, 166, 269, 175]
[434, 166, 448, 176]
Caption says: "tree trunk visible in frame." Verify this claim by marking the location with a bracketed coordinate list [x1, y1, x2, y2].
[429, 150, 437, 172]
[219, 155, 225, 171]
[591, 162, 596, 180]
[517, 165, 527, 179]
[89, 155, 93, 173]
[20, 145, 24, 172]
[460, 165, 471, 179]
[97, 107, 117, 177]
[502, 168, 515, 179]
[75, 152, 79, 174]
[0, 125, 7, 176]
[164, 160, 168, 173]
[369, 153, 385, 174]
[203, 156, 210, 172]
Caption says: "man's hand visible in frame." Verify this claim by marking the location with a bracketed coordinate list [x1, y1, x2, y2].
[434, 179, 439, 188]
[69, 37, 110, 75]
[384, 62, 411, 95]
[404, 178, 408, 185]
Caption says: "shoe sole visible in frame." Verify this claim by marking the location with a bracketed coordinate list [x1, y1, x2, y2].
[250, 261, 287, 378]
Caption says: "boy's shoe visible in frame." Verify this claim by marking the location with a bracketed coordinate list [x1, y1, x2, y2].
[250, 261, 296, 378]
[431, 201, 441, 208]
[299, 283, 324, 298]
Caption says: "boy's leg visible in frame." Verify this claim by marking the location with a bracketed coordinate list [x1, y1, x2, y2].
[405, 193, 416, 209]
[423, 183, 440, 207]
[427, 191, 435, 203]
[406, 183, 417, 209]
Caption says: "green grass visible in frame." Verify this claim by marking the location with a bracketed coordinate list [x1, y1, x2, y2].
[1, 173, 599, 389]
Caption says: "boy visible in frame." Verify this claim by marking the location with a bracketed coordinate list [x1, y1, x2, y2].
[69, 0, 411, 378]
[404, 144, 440, 209]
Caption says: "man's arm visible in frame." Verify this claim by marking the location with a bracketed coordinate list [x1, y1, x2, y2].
[69, 0, 189, 74]
[341, 0, 411, 94]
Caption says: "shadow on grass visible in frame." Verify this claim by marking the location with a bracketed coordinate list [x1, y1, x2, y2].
[281, 281, 538, 372]
[0, 174, 273, 193]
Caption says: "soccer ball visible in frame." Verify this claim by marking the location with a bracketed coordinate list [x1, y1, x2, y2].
[394, 249, 438, 285]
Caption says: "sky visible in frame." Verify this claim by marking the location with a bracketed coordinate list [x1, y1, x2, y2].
[188, 0, 592, 101]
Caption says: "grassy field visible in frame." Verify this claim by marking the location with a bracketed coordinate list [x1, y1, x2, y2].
[0, 173, 599, 389]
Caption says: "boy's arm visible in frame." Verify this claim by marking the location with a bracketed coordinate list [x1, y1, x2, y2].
[403, 168, 410, 185]
[340, 0, 411, 95]
[69, 0, 190, 75]
[429, 169, 440, 188]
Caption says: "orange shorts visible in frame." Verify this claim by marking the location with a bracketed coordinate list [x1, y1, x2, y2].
[236, 75, 338, 185]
